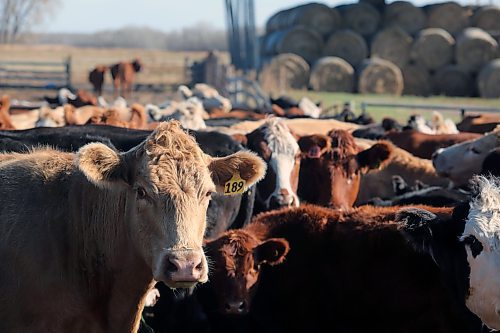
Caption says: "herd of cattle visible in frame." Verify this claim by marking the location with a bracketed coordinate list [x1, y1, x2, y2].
[0, 85, 499, 333]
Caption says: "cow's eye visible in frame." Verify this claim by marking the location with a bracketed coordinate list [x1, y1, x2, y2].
[462, 235, 483, 258]
[206, 190, 213, 198]
[137, 187, 147, 199]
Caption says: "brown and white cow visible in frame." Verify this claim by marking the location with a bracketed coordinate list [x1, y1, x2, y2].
[297, 130, 393, 209]
[0, 120, 265, 333]
[432, 127, 500, 186]
[245, 118, 301, 211]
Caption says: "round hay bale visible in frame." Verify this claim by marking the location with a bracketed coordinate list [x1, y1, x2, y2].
[472, 6, 500, 32]
[426, 2, 471, 36]
[337, 3, 380, 38]
[322, 30, 368, 67]
[384, 1, 426, 35]
[477, 59, 500, 98]
[433, 64, 473, 96]
[357, 58, 404, 95]
[371, 26, 413, 68]
[309, 57, 355, 92]
[402, 64, 432, 96]
[456, 27, 498, 73]
[259, 53, 310, 93]
[410, 28, 455, 71]
[266, 3, 342, 37]
[261, 26, 324, 64]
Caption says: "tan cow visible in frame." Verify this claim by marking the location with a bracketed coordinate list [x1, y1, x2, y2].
[0, 120, 265, 333]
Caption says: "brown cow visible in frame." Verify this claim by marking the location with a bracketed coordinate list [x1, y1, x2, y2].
[297, 130, 393, 209]
[88, 65, 107, 96]
[198, 204, 484, 333]
[110, 58, 143, 98]
[0, 95, 15, 130]
[0, 120, 266, 333]
[385, 129, 482, 159]
[457, 114, 500, 134]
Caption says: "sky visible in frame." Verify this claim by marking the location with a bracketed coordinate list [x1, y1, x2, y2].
[41, 0, 498, 33]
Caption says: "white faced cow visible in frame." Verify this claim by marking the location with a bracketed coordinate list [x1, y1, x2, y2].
[400, 175, 500, 331]
[0, 120, 265, 333]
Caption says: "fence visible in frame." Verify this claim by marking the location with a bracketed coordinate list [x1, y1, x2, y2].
[360, 101, 500, 119]
[0, 57, 72, 90]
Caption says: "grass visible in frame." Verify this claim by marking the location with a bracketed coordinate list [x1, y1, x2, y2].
[1, 44, 499, 123]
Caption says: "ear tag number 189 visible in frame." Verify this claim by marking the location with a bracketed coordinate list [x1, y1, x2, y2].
[224, 173, 246, 195]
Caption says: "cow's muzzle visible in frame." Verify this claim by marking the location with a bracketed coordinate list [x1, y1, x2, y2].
[162, 250, 208, 288]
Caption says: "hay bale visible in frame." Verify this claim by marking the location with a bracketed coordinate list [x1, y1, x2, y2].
[261, 26, 324, 63]
[433, 64, 473, 96]
[456, 27, 498, 73]
[266, 3, 342, 37]
[322, 30, 368, 67]
[371, 26, 413, 68]
[384, 1, 426, 35]
[477, 59, 500, 98]
[402, 64, 432, 96]
[411, 28, 455, 71]
[357, 58, 404, 95]
[337, 3, 380, 38]
[426, 2, 472, 36]
[472, 6, 500, 33]
[309, 57, 355, 92]
[259, 53, 310, 93]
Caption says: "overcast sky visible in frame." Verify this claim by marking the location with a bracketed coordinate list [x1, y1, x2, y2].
[42, 0, 497, 33]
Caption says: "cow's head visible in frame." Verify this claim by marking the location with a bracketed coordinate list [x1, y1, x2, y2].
[204, 230, 289, 315]
[132, 58, 143, 72]
[432, 128, 499, 186]
[246, 118, 301, 210]
[298, 130, 393, 209]
[399, 177, 500, 330]
[76, 121, 266, 289]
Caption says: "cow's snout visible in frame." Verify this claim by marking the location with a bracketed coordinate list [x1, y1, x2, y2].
[269, 189, 295, 209]
[163, 250, 207, 288]
[224, 300, 248, 315]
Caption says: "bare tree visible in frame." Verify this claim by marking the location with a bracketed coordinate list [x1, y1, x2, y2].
[0, 0, 58, 43]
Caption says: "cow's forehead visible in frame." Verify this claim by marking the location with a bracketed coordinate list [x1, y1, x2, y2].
[464, 176, 500, 248]
[260, 119, 299, 156]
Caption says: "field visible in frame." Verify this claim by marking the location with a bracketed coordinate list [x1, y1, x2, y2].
[1, 44, 499, 122]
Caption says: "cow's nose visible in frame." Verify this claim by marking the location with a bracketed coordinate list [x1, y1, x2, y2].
[224, 300, 247, 314]
[166, 252, 204, 283]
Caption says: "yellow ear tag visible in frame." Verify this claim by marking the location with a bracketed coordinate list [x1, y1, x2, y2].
[223, 173, 246, 196]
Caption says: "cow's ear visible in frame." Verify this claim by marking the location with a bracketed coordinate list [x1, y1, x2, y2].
[396, 207, 438, 253]
[254, 238, 290, 266]
[208, 150, 266, 193]
[356, 141, 393, 172]
[77, 142, 127, 187]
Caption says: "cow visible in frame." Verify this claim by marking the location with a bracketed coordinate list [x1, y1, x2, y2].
[385, 129, 482, 159]
[245, 118, 301, 212]
[44, 88, 98, 108]
[0, 120, 266, 333]
[192, 204, 486, 333]
[400, 175, 500, 331]
[356, 141, 451, 205]
[481, 148, 500, 177]
[0, 95, 15, 130]
[110, 58, 143, 98]
[432, 127, 500, 187]
[88, 65, 108, 96]
[297, 131, 393, 209]
[457, 114, 500, 134]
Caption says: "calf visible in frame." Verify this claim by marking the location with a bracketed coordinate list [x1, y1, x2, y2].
[432, 127, 500, 186]
[297, 130, 393, 209]
[0, 121, 265, 333]
[385, 129, 482, 159]
[196, 204, 485, 333]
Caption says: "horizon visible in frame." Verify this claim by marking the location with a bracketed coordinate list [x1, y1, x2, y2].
[38, 0, 492, 34]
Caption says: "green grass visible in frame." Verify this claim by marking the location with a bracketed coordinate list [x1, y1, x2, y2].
[287, 90, 500, 122]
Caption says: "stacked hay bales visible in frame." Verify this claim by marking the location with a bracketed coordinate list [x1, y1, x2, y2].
[259, 1, 500, 97]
